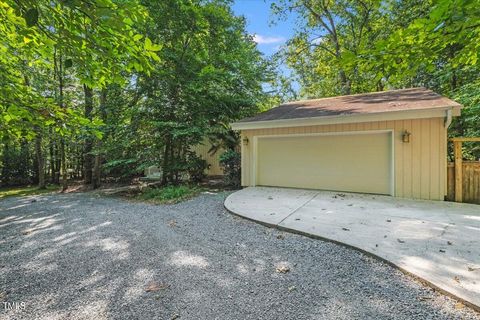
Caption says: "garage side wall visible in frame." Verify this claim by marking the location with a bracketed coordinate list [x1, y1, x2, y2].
[191, 141, 224, 176]
[240, 118, 447, 201]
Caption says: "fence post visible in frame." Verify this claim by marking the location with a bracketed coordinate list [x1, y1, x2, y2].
[454, 141, 463, 202]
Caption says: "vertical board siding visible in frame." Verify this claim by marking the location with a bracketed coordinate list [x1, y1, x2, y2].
[191, 142, 224, 176]
[241, 117, 447, 200]
[403, 120, 413, 198]
[430, 118, 440, 199]
[394, 120, 404, 197]
[411, 119, 422, 198]
[420, 118, 431, 199]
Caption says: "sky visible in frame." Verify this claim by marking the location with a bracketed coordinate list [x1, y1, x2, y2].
[232, 0, 296, 56]
[232, 0, 299, 93]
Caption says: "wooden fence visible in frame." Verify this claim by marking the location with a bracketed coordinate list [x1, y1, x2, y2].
[447, 161, 480, 204]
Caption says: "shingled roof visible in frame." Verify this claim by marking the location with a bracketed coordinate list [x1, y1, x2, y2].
[237, 88, 461, 123]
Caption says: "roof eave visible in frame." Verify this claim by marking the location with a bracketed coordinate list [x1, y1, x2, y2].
[231, 105, 461, 131]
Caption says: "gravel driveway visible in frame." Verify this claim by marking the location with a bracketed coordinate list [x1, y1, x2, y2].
[1, 191, 478, 320]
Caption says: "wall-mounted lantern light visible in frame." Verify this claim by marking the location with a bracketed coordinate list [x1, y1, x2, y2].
[242, 137, 249, 146]
[402, 130, 411, 143]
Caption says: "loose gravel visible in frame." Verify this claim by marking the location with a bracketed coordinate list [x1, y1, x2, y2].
[0, 191, 478, 320]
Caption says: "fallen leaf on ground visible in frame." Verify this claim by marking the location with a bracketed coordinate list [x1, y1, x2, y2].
[145, 282, 170, 292]
[397, 239, 405, 243]
[455, 302, 465, 309]
[168, 220, 177, 228]
[276, 266, 290, 273]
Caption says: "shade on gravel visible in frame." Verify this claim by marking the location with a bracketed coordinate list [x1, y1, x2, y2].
[0, 192, 479, 320]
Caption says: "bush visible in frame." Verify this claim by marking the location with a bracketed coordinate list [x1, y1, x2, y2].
[219, 149, 241, 187]
[185, 151, 209, 182]
[138, 185, 201, 204]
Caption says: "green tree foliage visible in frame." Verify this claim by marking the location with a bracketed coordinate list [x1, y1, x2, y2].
[275, 0, 480, 158]
[0, 0, 268, 187]
[0, 0, 158, 186]
[272, 0, 391, 97]
[0, 0, 156, 139]
[103, 0, 268, 184]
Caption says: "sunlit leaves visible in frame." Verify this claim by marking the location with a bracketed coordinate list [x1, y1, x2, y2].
[145, 37, 161, 51]
[0, 0, 159, 140]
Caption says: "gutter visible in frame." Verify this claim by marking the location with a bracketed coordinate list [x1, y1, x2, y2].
[232, 106, 458, 131]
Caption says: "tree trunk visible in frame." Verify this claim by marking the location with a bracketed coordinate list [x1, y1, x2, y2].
[55, 47, 68, 192]
[83, 84, 94, 185]
[92, 89, 107, 189]
[35, 129, 46, 189]
[49, 133, 55, 183]
[161, 137, 171, 185]
[339, 70, 351, 95]
[1, 139, 10, 186]
[55, 142, 61, 184]
[60, 140, 67, 191]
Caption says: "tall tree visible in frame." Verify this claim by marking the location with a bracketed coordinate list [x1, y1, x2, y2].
[272, 0, 387, 97]
[130, 0, 267, 184]
[0, 0, 158, 188]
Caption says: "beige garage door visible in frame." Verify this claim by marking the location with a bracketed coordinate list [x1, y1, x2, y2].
[255, 132, 393, 195]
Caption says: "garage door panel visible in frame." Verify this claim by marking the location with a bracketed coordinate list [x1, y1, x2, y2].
[256, 132, 392, 194]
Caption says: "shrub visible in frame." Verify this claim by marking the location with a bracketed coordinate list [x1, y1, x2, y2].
[185, 151, 209, 182]
[219, 149, 241, 187]
[138, 185, 200, 204]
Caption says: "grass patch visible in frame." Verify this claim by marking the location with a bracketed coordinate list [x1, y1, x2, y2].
[137, 185, 202, 204]
[0, 185, 59, 199]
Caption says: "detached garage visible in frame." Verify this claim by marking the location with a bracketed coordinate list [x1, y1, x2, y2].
[231, 88, 461, 201]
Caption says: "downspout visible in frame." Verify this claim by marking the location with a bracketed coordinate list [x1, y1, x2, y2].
[444, 108, 453, 128]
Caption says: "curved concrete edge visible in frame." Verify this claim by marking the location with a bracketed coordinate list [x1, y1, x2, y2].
[224, 191, 480, 313]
